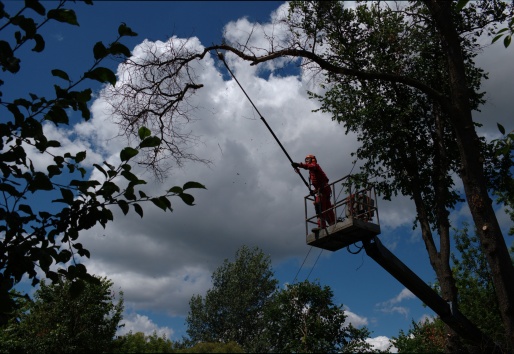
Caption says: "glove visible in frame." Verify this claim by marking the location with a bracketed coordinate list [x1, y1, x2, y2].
[291, 162, 300, 169]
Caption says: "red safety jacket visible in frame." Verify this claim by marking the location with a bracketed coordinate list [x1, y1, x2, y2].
[298, 162, 329, 190]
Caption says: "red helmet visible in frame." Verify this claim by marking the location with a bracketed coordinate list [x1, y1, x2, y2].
[305, 154, 317, 163]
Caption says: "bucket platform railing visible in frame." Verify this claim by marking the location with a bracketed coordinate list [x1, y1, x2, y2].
[304, 175, 381, 251]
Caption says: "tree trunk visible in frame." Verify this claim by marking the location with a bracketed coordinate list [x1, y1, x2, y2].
[424, 1, 514, 349]
[408, 167, 461, 351]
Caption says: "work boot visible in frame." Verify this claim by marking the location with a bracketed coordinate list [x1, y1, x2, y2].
[311, 227, 321, 233]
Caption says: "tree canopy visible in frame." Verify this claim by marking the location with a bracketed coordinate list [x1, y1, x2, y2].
[0, 276, 123, 353]
[391, 318, 446, 353]
[186, 245, 278, 351]
[186, 246, 372, 353]
[262, 280, 372, 353]
[450, 224, 506, 346]
[112, 331, 175, 353]
[0, 0, 205, 323]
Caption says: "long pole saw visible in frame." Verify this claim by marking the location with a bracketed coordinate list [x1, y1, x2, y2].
[215, 50, 311, 190]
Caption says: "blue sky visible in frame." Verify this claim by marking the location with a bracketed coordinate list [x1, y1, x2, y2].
[4, 1, 513, 351]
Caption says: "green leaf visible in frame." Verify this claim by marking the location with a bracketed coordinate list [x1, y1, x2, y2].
[101, 207, 114, 223]
[60, 188, 74, 204]
[93, 41, 108, 60]
[0, 40, 13, 57]
[504, 35, 511, 48]
[168, 186, 183, 194]
[66, 88, 92, 103]
[47, 140, 61, 148]
[39, 211, 52, 219]
[57, 249, 72, 263]
[14, 98, 31, 110]
[118, 23, 138, 37]
[32, 33, 45, 52]
[7, 103, 24, 124]
[51, 69, 70, 81]
[93, 163, 108, 178]
[75, 151, 86, 163]
[0, 40, 20, 73]
[78, 248, 91, 258]
[139, 136, 161, 148]
[55, 84, 67, 98]
[26, 0, 46, 16]
[14, 30, 22, 44]
[120, 147, 139, 161]
[138, 126, 151, 140]
[44, 105, 68, 125]
[72, 242, 83, 251]
[78, 101, 90, 120]
[29, 172, 53, 191]
[47, 8, 79, 26]
[497, 123, 506, 135]
[159, 196, 172, 210]
[14, 16, 37, 38]
[22, 117, 43, 138]
[47, 165, 61, 177]
[39, 251, 53, 271]
[18, 204, 33, 215]
[118, 200, 129, 215]
[68, 228, 79, 241]
[492, 33, 504, 44]
[104, 161, 116, 170]
[121, 170, 143, 183]
[70, 179, 101, 191]
[100, 181, 120, 197]
[84, 67, 116, 86]
[179, 192, 195, 206]
[456, 0, 469, 10]
[183, 181, 207, 190]
[53, 155, 64, 165]
[0, 183, 21, 197]
[109, 42, 131, 57]
[133, 203, 143, 217]
[151, 197, 167, 211]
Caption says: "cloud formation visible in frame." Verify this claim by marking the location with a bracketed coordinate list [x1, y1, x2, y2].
[376, 288, 416, 318]
[118, 313, 174, 339]
[75, 9, 371, 329]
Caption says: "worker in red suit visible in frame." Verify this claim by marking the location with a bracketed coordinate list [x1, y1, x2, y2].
[292, 154, 335, 230]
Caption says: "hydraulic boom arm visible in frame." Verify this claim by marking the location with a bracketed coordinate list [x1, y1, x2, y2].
[363, 236, 497, 351]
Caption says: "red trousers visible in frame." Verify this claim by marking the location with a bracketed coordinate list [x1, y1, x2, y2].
[315, 186, 335, 228]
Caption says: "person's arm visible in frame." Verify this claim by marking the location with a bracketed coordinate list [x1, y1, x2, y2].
[292, 162, 309, 170]
[299, 162, 318, 171]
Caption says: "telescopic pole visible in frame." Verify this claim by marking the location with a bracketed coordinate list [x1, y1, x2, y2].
[216, 50, 310, 190]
